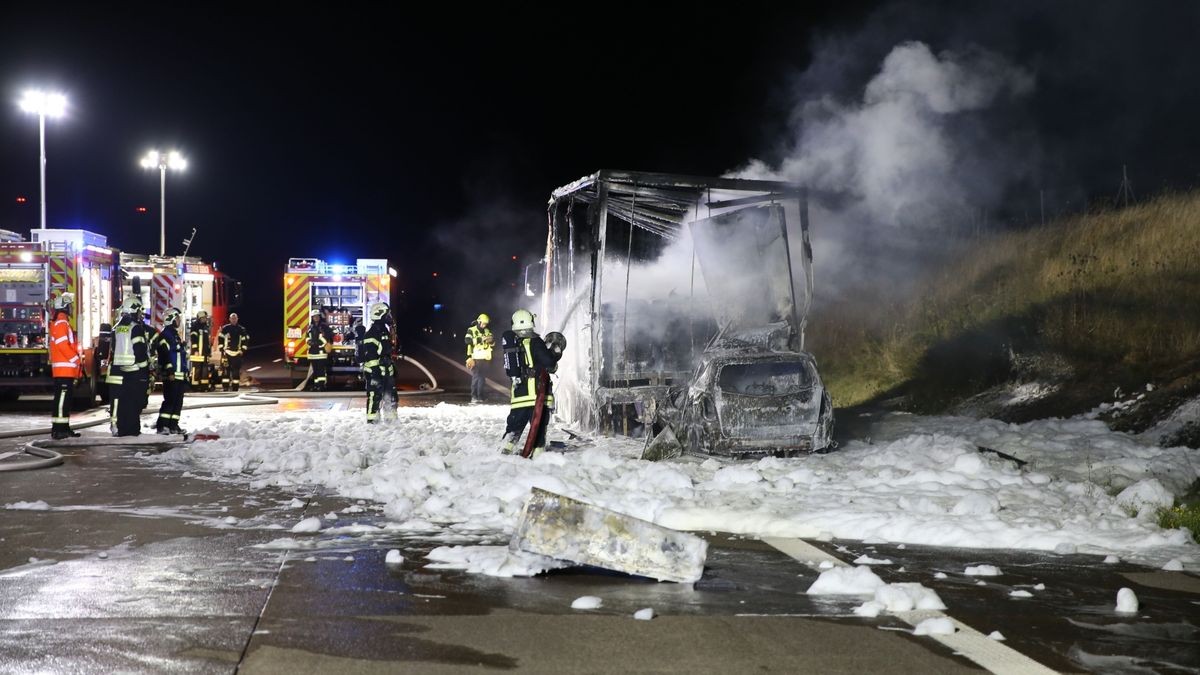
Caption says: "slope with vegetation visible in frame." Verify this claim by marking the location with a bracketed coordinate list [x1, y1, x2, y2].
[810, 191, 1200, 433]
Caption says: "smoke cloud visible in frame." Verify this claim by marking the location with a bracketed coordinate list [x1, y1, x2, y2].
[733, 41, 1037, 300]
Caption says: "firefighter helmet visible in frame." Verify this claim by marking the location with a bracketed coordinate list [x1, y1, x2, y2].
[370, 302, 390, 321]
[196, 310, 208, 319]
[52, 292, 75, 310]
[163, 307, 182, 326]
[119, 296, 143, 317]
[477, 313, 490, 325]
[310, 308, 322, 320]
[511, 309, 535, 331]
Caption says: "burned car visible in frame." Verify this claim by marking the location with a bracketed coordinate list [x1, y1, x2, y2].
[538, 170, 833, 458]
[653, 349, 833, 459]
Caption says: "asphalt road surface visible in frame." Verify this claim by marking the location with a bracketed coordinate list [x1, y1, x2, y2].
[1, 348, 1198, 674]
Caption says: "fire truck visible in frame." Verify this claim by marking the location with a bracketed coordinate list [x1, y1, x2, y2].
[283, 257, 391, 387]
[119, 253, 242, 330]
[119, 253, 242, 391]
[0, 228, 119, 404]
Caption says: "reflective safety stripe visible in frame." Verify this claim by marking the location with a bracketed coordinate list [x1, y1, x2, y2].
[308, 353, 327, 360]
[51, 361, 79, 369]
[53, 335, 69, 344]
[51, 417, 69, 424]
[362, 359, 380, 369]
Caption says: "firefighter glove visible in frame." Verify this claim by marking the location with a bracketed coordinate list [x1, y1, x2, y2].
[466, 358, 476, 369]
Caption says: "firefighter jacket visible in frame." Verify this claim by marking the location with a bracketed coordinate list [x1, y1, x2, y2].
[188, 321, 212, 362]
[49, 310, 81, 379]
[510, 333, 560, 409]
[465, 322, 494, 361]
[155, 325, 187, 378]
[307, 321, 333, 360]
[358, 321, 394, 377]
[218, 323, 250, 357]
[108, 317, 152, 383]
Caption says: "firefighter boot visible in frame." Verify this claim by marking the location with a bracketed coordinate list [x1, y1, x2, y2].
[500, 432, 519, 455]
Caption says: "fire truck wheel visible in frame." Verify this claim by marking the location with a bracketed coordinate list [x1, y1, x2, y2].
[72, 376, 97, 409]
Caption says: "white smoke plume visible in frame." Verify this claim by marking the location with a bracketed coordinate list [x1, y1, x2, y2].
[730, 41, 1036, 305]
[736, 41, 1034, 226]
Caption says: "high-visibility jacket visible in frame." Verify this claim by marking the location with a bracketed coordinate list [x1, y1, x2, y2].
[156, 325, 187, 376]
[107, 318, 152, 384]
[307, 321, 333, 360]
[49, 310, 81, 378]
[218, 323, 250, 356]
[465, 323, 494, 361]
[510, 334, 559, 409]
[359, 322, 394, 376]
[188, 321, 211, 362]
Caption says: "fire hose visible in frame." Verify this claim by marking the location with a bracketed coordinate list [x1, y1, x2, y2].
[0, 393, 279, 472]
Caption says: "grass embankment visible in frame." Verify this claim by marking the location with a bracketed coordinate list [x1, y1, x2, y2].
[810, 192, 1200, 413]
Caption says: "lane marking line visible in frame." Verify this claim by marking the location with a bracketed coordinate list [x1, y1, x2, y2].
[416, 344, 508, 395]
[764, 537, 1060, 675]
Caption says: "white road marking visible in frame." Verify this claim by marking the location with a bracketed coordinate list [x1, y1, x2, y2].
[0, 451, 19, 461]
[416, 344, 508, 395]
[272, 359, 282, 363]
[764, 537, 1060, 675]
[762, 536, 848, 568]
[247, 366, 262, 372]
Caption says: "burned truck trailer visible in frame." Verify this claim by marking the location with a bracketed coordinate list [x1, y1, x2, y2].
[541, 170, 833, 458]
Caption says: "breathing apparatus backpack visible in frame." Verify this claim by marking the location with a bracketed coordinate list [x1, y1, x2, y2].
[501, 330, 529, 380]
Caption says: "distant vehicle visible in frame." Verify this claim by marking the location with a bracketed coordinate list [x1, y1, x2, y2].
[0, 229, 119, 405]
[119, 253, 242, 331]
[541, 170, 833, 458]
[282, 257, 392, 387]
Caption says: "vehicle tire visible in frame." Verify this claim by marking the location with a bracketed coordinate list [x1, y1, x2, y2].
[72, 374, 98, 409]
[290, 365, 307, 389]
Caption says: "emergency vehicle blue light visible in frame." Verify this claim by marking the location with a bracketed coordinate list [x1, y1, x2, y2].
[330, 264, 347, 275]
[433, 303, 444, 311]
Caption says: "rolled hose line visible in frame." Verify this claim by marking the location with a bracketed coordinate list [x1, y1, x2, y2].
[0, 354, 442, 471]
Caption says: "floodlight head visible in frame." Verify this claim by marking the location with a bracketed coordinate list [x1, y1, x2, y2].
[19, 90, 67, 118]
[167, 151, 186, 171]
[141, 150, 160, 169]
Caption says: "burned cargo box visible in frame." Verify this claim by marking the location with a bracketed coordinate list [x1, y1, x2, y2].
[540, 171, 832, 458]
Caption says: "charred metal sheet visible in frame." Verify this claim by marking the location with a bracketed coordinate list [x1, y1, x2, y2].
[510, 488, 707, 583]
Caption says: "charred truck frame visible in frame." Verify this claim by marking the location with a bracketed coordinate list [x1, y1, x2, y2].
[542, 170, 833, 459]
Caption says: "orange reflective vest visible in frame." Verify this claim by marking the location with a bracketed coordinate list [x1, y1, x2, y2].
[49, 312, 81, 378]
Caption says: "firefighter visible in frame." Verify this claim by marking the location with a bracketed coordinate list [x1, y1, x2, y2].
[500, 309, 563, 457]
[306, 308, 334, 391]
[218, 312, 250, 391]
[48, 292, 82, 439]
[359, 302, 396, 424]
[109, 296, 153, 436]
[154, 307, 188, 434]
[188, 310, 213, 391]
[464, 313, 494, 404]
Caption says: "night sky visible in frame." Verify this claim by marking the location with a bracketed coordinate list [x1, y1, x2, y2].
[3, 2, 1198, 344]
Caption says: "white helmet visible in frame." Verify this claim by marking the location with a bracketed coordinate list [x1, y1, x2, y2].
[511, 309, 535, 331]
[52, 292, 75, 310]
[163, 307, 182, 326]
[119, 296, 143, 317]
[369, 302, 390, 321]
